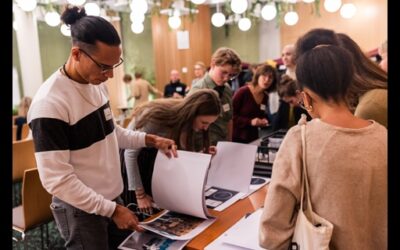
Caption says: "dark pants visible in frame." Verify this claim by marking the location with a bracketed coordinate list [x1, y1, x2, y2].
[50, 196, 131, 250]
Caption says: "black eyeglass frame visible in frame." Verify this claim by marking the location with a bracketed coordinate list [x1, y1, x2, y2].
[79, 48, 124, 73]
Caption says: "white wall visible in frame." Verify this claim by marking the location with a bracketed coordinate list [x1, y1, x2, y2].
[259, 19, 281, 62]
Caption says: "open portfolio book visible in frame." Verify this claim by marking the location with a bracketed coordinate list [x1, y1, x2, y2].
[119, 142, 266, 249]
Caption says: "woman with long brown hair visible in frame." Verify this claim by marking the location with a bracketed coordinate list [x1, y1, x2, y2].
[124, 89, 221, 214]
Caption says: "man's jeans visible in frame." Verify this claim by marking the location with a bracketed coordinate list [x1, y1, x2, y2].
[50, 196, 131, 250]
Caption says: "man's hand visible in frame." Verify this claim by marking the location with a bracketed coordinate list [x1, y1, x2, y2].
[111, 204, 144, 232]
[145, 134, 178, 158]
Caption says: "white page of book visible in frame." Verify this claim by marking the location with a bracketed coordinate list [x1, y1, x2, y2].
[239, 176, 271, 200]
[152, 150, 211, 219]
[221, 208, 265, 250]
[205, 234, 248, 250]
[207, 142, 258, 193]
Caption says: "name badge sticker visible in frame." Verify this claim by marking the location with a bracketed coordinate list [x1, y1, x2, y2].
[223, 103, 230, 112]
[176, 87, 182, 92]
[260, 104, 266, 111]
[104, 107, 112, 121]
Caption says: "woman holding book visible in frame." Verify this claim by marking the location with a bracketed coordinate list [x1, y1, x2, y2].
[124, 89, 222, 214]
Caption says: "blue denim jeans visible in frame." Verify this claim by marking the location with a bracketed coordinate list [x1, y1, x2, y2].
[50, 196, 131, 250]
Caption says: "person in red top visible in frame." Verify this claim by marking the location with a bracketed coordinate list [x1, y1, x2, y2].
[232, 64, 278, 143]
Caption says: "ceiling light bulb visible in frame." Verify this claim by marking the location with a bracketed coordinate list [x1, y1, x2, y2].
[130, 12, 145, 23]
[238, 17, 251, 31]
[168, 16, 181, 29]
[211, 12, 226, 27]
[67, 0, 86, 6]
[324, 0, 342, 13]
[84, 3, 100, 16]
[13, 20, 19, 31]
[284, 11, 299, 25]
[261, 3, 277, 21]
[131, 22, 144, 34]
[45, 11, 61, 27]
[130, 0, 148, 13]
[231, 0, 248, 14]
[191, 0, 207, 4]
[340, 3, 356, 19]
[60, 24, 71, 37]
[17, 0, 37, 12]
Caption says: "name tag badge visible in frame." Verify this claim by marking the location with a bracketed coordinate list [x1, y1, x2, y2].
[260, 104, 266, 111]
[104, 107, 112, 121]
[176, 87, 182, 92]
[223, 103, 230, 112]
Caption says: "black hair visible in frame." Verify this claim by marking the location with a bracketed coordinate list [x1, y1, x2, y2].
[60, 6, 120, 51]
[294, 28, 339, 63]
[296, 45, 354, 104]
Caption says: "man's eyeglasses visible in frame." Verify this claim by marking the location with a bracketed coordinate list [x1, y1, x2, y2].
[216, 66, 238, 81]
[79, 49, 124, 73]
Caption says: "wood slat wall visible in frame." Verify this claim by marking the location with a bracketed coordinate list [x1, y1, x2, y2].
[280, 0, 387, 52]
[151, 5, 212, 91]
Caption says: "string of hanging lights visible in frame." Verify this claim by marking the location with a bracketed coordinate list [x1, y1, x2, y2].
[13, 0, 357, 35]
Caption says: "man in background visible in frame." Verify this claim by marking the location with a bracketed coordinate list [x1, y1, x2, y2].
[164, 69, 187, 98]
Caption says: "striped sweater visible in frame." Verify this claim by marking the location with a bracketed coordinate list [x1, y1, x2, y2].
[28, 70, 147, 217]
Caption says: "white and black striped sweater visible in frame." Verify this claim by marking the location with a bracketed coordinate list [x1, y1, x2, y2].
[28, 70, 147, 217]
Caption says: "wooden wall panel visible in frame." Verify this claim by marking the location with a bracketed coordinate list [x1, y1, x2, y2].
[151, 5, 212, 91]
[280, 0, 387, 52]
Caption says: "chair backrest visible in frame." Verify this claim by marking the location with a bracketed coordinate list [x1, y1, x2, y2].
[22, 168, 53, 230]
[12, 125, 17, 142]
[21, 124, 30, 140]
[13, 139, 36, 182]
[123, 117, 132, 128]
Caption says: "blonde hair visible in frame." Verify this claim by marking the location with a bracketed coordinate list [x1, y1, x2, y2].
[194, 61, 206, 70]
[211, 47, 242, 73]
[132, 89, 221, 151]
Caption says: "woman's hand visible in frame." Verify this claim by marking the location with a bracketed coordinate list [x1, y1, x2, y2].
[208, 146, 217, 156]
[145, 134, 178, 158]
[251, 118, 269, 127]
[136, 193, 154, 215]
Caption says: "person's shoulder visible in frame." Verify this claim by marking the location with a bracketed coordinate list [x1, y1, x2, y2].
[371, 120, 388, 134]
[361, 88, 387, 100]
[237, 85, 250, 92]
[224, 83, 233, 94]
[232, 85, 248, 97]
[189, 81, 204, 92]
[14, 116, 27, 125]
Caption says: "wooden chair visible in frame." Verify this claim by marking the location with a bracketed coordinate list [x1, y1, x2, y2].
[122, 117, 132, 128]
[13, 139, 36, 183]
[13, 139, 36, 208]
[13, 125, 17, 142]
[21, 124, 30, 140]
[12, 168, 53, 248]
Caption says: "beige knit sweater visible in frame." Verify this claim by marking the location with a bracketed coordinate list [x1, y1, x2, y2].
[259, 119, 387, 250]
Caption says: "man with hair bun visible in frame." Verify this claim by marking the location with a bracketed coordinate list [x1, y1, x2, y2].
[27, 6, 177, 249]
